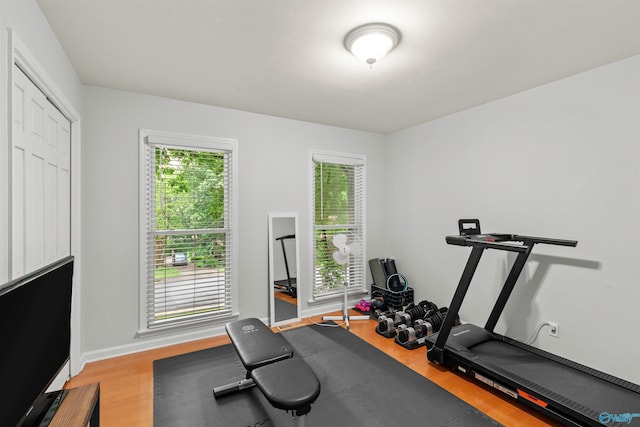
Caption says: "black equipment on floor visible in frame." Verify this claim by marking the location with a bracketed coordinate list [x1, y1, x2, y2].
[426, 219, 640, 426]
[375, 300, 446, 347]
[369, 258, 406, 291]
[213, 318, 320, 426]
[274, 234, 297, 296]
[396, 307, 450, 350]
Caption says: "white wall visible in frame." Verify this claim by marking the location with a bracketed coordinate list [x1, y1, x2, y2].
[5, 0, 640, 387]
[386, 55, 640, 384]
[81, 86, 386, 357]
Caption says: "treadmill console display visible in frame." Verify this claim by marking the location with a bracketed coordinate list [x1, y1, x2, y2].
[458, 218, 481, 235]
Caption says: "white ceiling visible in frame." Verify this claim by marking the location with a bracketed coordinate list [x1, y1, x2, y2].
[38, 0, 640, 134]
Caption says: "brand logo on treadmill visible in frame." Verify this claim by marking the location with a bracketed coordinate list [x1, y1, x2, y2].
[599, 412, 640, 425]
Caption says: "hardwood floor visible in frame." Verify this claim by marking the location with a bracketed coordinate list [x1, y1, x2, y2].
[64, 311, 559, 426]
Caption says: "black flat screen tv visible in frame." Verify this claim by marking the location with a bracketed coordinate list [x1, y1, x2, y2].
[0, 256, 74, 426]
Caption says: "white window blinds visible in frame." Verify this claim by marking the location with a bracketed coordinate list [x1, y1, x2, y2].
[311, 153, 366, 299]
[141, 131, 236, 330]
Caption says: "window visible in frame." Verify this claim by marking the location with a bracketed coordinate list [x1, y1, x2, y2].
[139, 130, 237, 331]
[311, 152, 366, 299]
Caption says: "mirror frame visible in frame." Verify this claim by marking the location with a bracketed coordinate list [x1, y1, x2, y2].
[268, 212, 301, 326]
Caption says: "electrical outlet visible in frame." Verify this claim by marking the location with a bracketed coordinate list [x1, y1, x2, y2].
[548, 322, 559, 338]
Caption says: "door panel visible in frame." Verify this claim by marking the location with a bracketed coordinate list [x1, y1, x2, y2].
[11, 64, 71, 279]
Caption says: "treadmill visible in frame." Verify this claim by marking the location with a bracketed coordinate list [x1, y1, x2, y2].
[426, 219, 640, 426]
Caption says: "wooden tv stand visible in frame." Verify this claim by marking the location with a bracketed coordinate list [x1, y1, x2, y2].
[49, 383, 100, 426]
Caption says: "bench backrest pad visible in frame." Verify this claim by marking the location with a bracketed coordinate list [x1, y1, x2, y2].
[225, 318, 293, 370]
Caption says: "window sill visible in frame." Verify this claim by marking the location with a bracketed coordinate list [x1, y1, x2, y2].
[307, 289, 368, 306]
[136, 312, 239, 339]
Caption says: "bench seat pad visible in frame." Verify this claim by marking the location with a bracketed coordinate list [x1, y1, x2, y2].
[251, 357, 321, 413]
[225, 318, 292, 370]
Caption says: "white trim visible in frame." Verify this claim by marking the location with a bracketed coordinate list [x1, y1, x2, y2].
[302, 299, 357, 318]
[80, 315, 270, 365]
[306, 289, 368, 306]
[135, 313, 239, 338]
[312, 152, 365, 166]
[10, 35, 80, 121]
[145, 129, 237, 151]
[138, 128, 239, 335]
[8, 29, 83, 377]
[82, 323, 228, 364]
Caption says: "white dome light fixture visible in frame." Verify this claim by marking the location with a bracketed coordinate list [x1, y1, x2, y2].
[344, 23, 401, 68]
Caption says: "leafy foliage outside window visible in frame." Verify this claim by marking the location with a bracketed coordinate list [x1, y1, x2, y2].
[145, 143, 232, 327]
[312, 158, 365, 297]
[314, 163, 352, 288]
[155, 148, 226, 270]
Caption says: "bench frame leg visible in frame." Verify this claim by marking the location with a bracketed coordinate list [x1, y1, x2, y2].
[294, 413, 306, 427]
[213, 378, 255, 398]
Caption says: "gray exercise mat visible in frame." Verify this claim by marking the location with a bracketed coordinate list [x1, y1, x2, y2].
[153, 323, 501, 426]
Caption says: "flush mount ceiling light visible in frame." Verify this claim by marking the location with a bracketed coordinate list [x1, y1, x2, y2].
[344, 23, 401, 67]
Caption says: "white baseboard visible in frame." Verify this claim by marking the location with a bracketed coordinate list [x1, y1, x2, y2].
[301, 301, 345, 318]
[48, 361, 71, 392]
[79, 323, 228, 366]
[76, 315, 271, 369]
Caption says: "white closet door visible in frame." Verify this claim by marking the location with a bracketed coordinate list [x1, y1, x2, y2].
[11, 64, 71, 279]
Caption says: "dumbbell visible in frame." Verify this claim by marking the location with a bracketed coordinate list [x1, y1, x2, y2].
[397, 319, 435, 344]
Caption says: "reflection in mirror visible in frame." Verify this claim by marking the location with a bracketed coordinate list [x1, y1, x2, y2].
[268, 213, 301, 326]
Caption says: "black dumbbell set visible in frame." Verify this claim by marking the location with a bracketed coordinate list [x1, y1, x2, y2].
[374, 300, 459, 350]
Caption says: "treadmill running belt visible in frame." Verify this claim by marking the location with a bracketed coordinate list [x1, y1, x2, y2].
[470, 340, 640, 422]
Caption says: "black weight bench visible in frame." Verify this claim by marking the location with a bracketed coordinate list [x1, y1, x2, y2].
[213, 318, 321, 426]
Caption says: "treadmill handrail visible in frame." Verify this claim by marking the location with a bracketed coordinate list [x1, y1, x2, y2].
[446, 235, 528, 253]
[446, 234, 577, 252]
[512, 235, 577, 247]
[275, 234, 295, 241]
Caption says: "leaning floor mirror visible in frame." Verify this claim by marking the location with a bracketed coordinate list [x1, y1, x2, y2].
[268, 213, 301, 326]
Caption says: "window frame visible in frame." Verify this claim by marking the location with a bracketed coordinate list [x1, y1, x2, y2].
[309, 150, 367, 302]
[138, 129, 238, 335]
